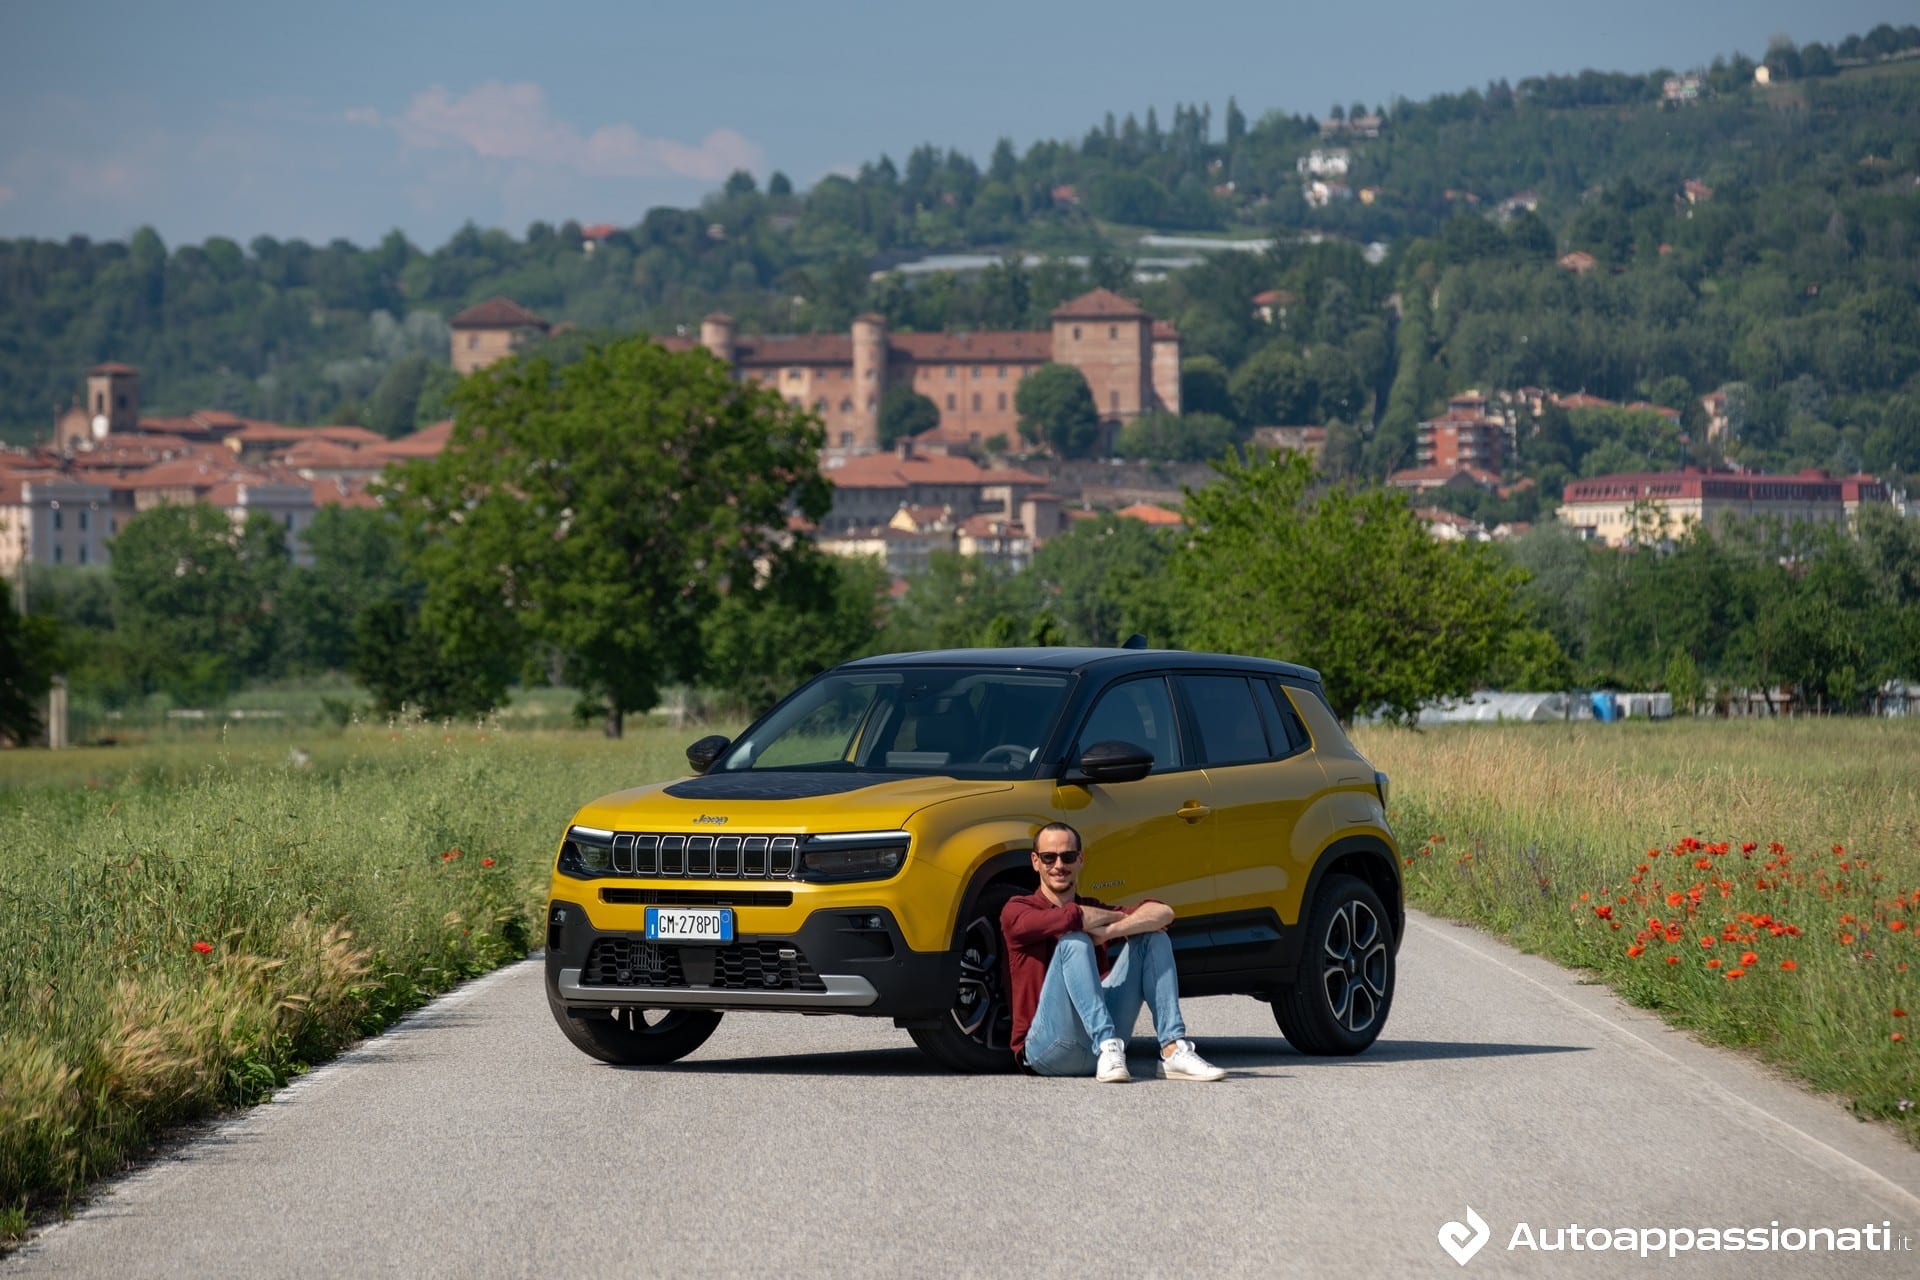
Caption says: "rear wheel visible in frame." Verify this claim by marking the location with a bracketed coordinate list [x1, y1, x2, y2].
[908, 882, 1020, 1073]
[1273, 874, 1394, 1055]
[545, 980, 723, 1066]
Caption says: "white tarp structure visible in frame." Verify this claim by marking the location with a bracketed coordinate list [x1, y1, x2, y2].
[1409, 690, 1674, 726]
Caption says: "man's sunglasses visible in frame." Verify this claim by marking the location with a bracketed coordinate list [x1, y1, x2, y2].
[1036, 850, 1081, 866]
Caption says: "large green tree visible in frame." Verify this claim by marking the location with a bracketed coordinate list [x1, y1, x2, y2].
[1015, 363, 1100, 458]
[1175, 451, 1540, 723]
[0, 577, 61, 744]
[386, 338, 831, 735]
[108, 503, 288, 701]
[1029, 514, 1184, 647]
[877, 386, 940, 449]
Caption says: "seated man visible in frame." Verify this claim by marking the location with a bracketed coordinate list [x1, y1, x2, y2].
[1001, 821, 1226, 1082]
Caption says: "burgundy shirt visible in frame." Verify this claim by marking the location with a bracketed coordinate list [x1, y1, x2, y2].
[1001, 890, 1134, 1058]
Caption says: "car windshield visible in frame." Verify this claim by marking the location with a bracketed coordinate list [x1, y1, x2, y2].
[716, 667, 1072, 779]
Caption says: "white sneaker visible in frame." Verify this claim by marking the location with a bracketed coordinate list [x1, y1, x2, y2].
[1095, 1037, 1131, 1083]
[1157, 1039, 1226, 1081]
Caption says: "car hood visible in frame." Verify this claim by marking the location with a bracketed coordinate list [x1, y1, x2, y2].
[570, 772, 1015, 834]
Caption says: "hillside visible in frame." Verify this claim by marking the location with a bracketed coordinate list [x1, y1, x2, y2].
[2, 25, 1917, 499]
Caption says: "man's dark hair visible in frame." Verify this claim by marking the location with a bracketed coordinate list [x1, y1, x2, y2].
[1035, 821, 1082, 852]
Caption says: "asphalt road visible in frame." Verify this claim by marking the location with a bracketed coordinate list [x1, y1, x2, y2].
[10, 911, 1920, 1279]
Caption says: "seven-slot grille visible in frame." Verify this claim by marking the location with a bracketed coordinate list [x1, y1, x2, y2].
[610, 833, 799, 879]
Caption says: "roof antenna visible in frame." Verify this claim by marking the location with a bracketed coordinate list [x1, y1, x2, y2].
[1121, 634, 1148, 650]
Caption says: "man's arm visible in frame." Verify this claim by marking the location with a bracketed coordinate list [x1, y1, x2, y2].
[1002, 897, 1084, 948]
[1087, 900, 1173, 943]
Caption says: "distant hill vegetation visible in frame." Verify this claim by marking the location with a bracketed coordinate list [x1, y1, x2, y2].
[2, 23, 1917, 500]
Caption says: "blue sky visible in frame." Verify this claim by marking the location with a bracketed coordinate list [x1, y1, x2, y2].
[0, 0, 1908, 249]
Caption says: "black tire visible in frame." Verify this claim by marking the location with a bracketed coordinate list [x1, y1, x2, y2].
[1273, 873, 1394, 1055]
[545, 980, 723, 1066]
[908, 882, 1021, 1073]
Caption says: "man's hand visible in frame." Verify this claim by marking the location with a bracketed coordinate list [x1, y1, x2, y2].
[1086, 901, 1173, 944]
[1078, 905, 1127, 931]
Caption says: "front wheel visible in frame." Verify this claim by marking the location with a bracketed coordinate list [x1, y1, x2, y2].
[908, 882, 1020, 1073]
[1273, 874, 1394, 1055]
[546, 980, 723, 1065]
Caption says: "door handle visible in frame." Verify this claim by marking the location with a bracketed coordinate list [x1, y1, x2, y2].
[1176, 802, 1212, 822]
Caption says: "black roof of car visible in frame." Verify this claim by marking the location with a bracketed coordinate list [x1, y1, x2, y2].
[838, 646, 1322, 685]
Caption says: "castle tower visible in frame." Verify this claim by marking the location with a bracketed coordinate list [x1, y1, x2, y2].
[84, 363, 140, 440]
[699, 313, 737, 368]
[1049, 289, 1151, 421]
[448, 297, 549, 374]
[850, 313, 888, 452]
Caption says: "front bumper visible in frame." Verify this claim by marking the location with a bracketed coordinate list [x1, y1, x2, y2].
[544, 899, 954, 1020]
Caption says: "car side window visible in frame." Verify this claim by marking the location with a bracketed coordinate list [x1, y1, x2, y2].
[1183, 675, 1273, 765]
[1076, 677, 1184, 772]
[1259, 680, 1312, 757]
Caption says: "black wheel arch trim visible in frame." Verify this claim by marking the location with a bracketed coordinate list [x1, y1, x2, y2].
[1285, 835, 1404, 970]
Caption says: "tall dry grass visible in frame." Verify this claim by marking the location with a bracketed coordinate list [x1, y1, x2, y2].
[1355, 718, 1920, 1144]
[0, 719, 726, 1227]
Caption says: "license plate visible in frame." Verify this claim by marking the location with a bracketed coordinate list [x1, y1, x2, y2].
[645, 907, 735, 943]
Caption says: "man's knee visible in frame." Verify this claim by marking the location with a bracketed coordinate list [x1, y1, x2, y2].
[1054, 931, 1095, 960]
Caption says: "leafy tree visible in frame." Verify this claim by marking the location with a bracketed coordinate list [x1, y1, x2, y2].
[1178, 355, 1234, 420]
[281, 506, 416, 672]
[386, 337, 831, 736]
[882, 551, 1038, 651]
[366, 353, 434, 438]
[351, 594, 515, 720]
[1114, 411, 1237, 462]
[1015, 363, 1100, 458]
[699, 549, 885, 712]
[0, 577, 61, 744]
[878, 386, 940, 448]
[108, 503, 288, 701]
[1029, 515, 1184, 647]
[1176, 451, 1538, 722]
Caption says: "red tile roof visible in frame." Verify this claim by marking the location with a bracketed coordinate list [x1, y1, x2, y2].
[450, 297, 549, 330]
[1050, 288, 1149, 320]
[735, 334, 853, 366]
[88, 362, 139, 376]
[580, 223, 618, 239]
[1116, 502, 1185, 526]
[890, 332, 1053, 362]
[825, 452, 1005, 490]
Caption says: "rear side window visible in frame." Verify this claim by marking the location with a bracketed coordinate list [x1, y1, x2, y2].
[1076, 676, 1184, 772]
[1259, 681, 1312, 756]
[1182, 675, 1272, 766]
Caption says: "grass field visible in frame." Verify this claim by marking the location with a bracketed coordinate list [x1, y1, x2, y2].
[0, 718, 715, 1233]
[3, 714, 1915, 1234]
[1355, 718, 1920, 1146]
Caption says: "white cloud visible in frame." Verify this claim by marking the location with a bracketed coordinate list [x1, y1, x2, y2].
[343, 107, 382, 127]
[390, 82, 760, 182]
[0, 184, 14, 207]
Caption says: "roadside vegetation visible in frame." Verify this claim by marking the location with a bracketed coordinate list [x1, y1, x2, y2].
[1358, 717, 1920, 1146]
[0, 719, 696, 1234]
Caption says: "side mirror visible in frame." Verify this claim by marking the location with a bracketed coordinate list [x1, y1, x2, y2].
[1074, 739, 1154, 784]
[685, 735, 731, 774]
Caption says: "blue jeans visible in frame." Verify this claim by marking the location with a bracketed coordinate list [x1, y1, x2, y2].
[1022, 931, 1187, 1077]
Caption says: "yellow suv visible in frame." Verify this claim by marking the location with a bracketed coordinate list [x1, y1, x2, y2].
[544, 645, 1401, 1072]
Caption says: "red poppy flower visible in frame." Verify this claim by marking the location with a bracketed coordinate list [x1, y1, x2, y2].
[192, 940, 213, 955]
[1666, 956, 1681, 965]
[1724, 969, 1744, 980]
[1740, 951, 1758, 966]
[1666, 891, 1685, 908]
[1779, 959, 1797, 971]
[1594, 905, 1613, 920]
[1699, 936, 1715, 948]
[1740, 842, 1757, 854]
[482, 857, 496, 868]
[1894, 1009, 1909, 1018]
[1706, 958, 1722, 969]
[1627, 945, 1645, 958]
[1891, 921, 1908, 932]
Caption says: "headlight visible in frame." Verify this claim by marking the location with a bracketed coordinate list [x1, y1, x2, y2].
[799, 831, 911, 883]
[558, 825, 614, 878]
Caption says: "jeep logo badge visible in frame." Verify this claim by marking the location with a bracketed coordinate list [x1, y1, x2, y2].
[693, 814, 729, 826]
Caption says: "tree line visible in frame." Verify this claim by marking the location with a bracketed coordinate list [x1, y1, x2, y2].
[8, 335, 1916, 745]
